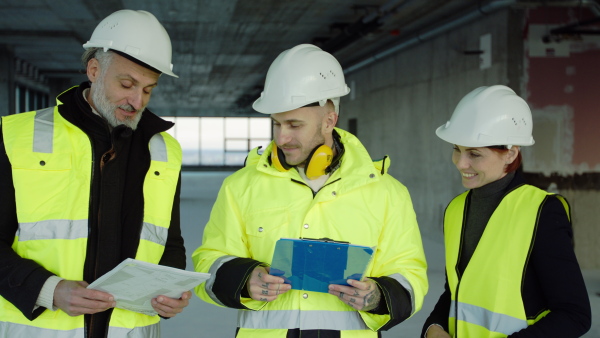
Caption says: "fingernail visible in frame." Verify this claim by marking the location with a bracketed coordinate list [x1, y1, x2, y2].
[158, 297, 163, 302]
[328, 285, 334, 290]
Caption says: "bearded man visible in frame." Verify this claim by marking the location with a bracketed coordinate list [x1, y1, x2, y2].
[0, 10, 190, 338]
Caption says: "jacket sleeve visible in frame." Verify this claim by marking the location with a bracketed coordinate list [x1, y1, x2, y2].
[192, 177, 267, 311]
[421, 275, 451, 337]
[359, 177, 429, 331]
[508, 196, 591, 337]
[0, 127, 54, 320]
[158, 172, 186, 270]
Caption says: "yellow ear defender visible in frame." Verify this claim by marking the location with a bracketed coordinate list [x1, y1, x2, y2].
[304, 145, 333, 180]
[270, 141, 333, 180]
[271, 143, 292, 172]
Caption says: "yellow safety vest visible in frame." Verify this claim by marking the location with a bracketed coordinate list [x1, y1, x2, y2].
[444, 184, 569, 337]
[0, 106, 181, 337]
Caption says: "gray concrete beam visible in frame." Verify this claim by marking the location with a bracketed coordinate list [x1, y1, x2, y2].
[0, 45, 15, 116]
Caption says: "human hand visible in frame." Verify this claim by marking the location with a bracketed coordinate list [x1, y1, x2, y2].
[151, 291, 192, 318]
[328, 278, 381, 311]
[53, 280, 116, 316]
[246, 266, 291, 302]
[426, 324, 451, 338]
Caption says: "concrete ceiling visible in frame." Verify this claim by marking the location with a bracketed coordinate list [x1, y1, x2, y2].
[0, 0, 590, 117]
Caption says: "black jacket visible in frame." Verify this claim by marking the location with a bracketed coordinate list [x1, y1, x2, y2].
[421, 171, 591, 337]
[0, 83, 185, 337]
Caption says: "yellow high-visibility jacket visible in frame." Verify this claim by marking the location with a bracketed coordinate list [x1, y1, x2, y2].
[0, 103, 182, 337]
[193, 128, 428, 338]
[444, 185, 568, 337]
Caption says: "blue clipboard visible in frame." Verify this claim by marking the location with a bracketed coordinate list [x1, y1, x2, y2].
[269, 237, 375, 293]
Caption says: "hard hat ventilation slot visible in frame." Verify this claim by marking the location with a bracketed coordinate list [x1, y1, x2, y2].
[103, 22, 119, 30]
[330, 70, 336, 77]
[319, 72, 327, 79]
[512, 118, 518, 126]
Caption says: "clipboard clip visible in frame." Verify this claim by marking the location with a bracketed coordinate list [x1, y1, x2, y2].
[300, 237, 350, 244]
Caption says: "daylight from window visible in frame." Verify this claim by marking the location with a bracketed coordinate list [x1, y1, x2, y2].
[163, 117, 271, 166]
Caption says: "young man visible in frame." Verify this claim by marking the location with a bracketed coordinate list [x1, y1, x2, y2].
[194, 44, 428, 337]
[0, 10, 189, 337]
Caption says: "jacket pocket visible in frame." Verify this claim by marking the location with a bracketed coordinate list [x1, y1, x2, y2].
[244, 207, 290, 261]
[10, 152, 73, 222]
[245, 207, 290, 238]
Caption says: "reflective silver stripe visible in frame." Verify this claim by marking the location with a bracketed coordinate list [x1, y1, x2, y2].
[140, 222, 168, 246]
[33, 107, 55, 153]
[238, 309, 368, 330]
[0, 322, 84, 337]
[149, 133, 168, 162]
[17, 219, 88, 241]
[450, 300, 528, 335]
[0, 321, 160, 338]
[108, 322, 160, 338]
[205, 255, 238, 306]
[389, 273, 416, 315]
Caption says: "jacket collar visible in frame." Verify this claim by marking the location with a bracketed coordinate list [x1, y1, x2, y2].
[56, 82, 174, 143]
[246, 128, 391, 191]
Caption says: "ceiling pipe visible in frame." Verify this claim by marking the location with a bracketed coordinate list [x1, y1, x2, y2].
[592, 0, 600, 16]
[320, 0, 419, 54]
[519, 0, 600, 15]
[550, 15, 600, 35]
[343, 0, 517, 75]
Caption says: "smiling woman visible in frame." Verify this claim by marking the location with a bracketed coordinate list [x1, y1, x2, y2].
[163, 116, 271, 167]
[451, 145, 519, 190]
[422, 85, 591, 338]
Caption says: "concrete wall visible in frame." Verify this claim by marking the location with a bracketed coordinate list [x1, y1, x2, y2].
[340, 9, 518, 240]
[0, 45, 15, 116]
[339, 7, 598, 268]
[560, 189, 600, 269]
[521, 7, 600, 269]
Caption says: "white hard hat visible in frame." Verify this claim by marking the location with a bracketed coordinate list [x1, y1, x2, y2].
[83, 10, 178, 78]
[436, 85, 535, 147]
[252, 44, 350, 114]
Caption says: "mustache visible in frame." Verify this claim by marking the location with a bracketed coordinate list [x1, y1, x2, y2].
[278, 143, 300, 149]
[118, 104, 140, 113]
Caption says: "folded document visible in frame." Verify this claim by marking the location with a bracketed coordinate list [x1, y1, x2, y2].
[87, 258, 210, 316]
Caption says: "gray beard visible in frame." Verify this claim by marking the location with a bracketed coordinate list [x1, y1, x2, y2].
[90, 77, 144, 130]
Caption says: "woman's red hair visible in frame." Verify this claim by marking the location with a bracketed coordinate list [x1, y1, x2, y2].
[488, 147, 522, 173]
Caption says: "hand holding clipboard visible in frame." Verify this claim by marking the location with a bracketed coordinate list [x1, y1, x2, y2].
[269, 237, 376, 293]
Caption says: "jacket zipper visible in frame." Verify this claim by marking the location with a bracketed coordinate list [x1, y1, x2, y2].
[291, 177, 341, 198]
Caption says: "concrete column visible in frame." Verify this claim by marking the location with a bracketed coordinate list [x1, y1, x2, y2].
[0, 45, 15, 116]
[48, 78, 74, 102]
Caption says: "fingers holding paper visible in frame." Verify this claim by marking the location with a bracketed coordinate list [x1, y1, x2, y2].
[246, 266, 291, 302]
[54, 280, 116, 316]
[151, 290, 192, 318]
[328, 278, 381, 311]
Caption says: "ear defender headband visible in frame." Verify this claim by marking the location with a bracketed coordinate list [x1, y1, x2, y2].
[270, 141, 333, 180]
